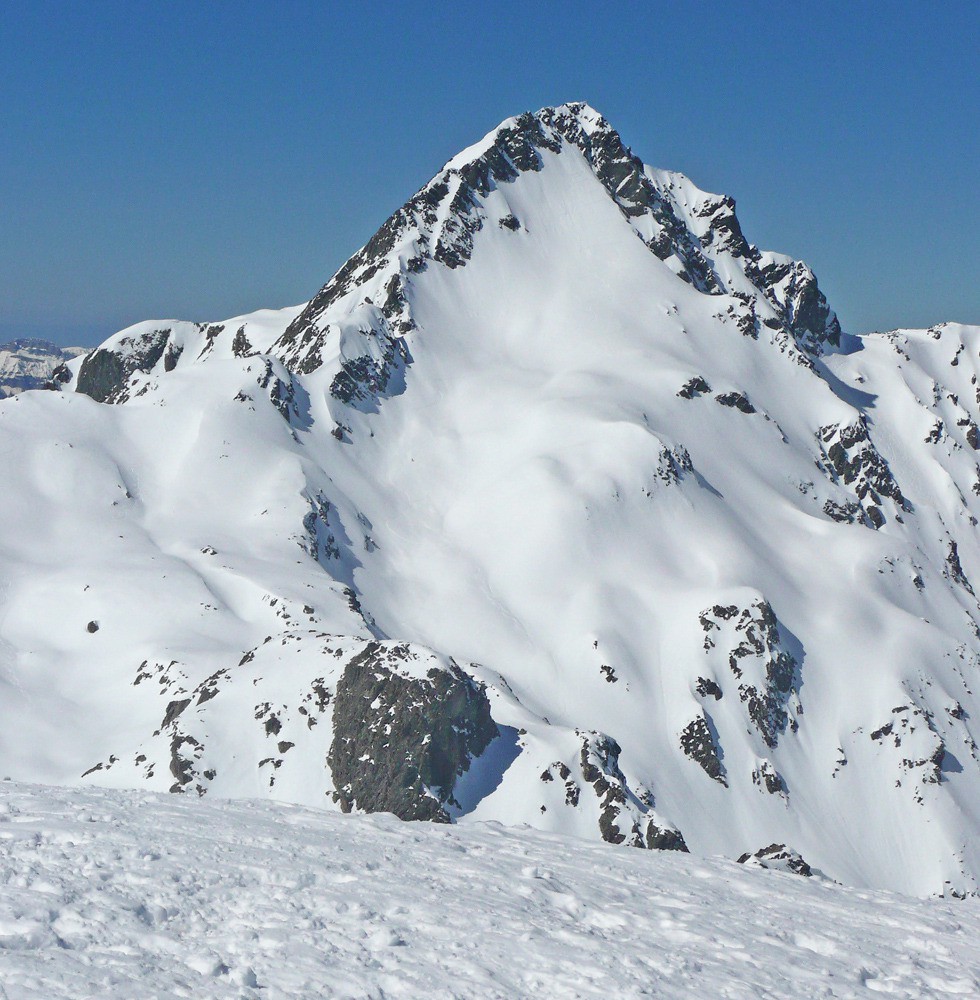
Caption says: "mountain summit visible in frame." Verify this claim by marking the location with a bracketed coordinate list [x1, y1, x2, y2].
[2, 104, 979, 896]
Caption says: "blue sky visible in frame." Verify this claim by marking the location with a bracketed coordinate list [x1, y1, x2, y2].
[2, 2, 977, 346]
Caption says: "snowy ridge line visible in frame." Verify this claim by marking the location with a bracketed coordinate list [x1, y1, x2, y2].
[0, 782, 978, 999]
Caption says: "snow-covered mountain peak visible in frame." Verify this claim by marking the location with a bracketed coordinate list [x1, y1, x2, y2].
[443, 101, 604, 171]
[5, 105, 979, 897]
[262, 101, 841, 381]
[57, 103, 841, 407]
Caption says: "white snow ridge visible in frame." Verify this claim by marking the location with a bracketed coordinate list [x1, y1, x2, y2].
[2, 102, 980, 996]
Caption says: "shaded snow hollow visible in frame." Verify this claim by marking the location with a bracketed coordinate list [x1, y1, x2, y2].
[0, 782, 978, 999]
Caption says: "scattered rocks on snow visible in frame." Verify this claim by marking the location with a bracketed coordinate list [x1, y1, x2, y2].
[816, 418, 907, 523]
[652, 442, 694, 486]
[823, 498, 862, 524]
[737, 843, 813, 877]
[869, 702, 946, 798]
[575, 731, 688, 851]
[699, 599, 802, 748]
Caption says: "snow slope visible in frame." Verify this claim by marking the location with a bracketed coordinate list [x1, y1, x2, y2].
[1, 781, 977, 999]
[1, 103, 979, 896]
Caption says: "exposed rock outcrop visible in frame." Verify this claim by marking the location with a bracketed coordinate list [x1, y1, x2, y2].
[328, 642, 499, 822]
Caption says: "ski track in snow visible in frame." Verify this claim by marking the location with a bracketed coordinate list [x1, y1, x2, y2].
[0, 783, 977, 999]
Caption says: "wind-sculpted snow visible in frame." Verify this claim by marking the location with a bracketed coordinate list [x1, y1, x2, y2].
[1, 783, 979, 999]
[3, 104, 980, 895]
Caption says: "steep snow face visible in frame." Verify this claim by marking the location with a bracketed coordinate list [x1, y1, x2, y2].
[2, 782, 978, 999]
[0, 338, 85, 396]
[2, 103, 979, 895]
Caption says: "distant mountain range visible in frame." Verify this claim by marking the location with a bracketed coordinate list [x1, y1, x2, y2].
[0, 338, 86, 397]
[2, 103, 978, 896]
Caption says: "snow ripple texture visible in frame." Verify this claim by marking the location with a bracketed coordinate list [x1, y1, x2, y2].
[0, 783, 977, 999]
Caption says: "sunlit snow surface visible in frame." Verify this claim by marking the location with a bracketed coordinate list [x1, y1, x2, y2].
[0, 782, 977, 999]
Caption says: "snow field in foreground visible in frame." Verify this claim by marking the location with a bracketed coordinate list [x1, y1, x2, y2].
[0, 783, 977, 999]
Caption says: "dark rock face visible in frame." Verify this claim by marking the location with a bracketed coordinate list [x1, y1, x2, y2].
[748, 258, 841, 355]
[924, 419, 944, 445]
[194, 324, 226, 361]
[696, 677, 723, 700]
[256, 360, 300, 423]
[680, 714, 726, 784]
[752, 760, 787, 796]
[327, 642, 499, 822]
[168, 732, 204, 794]
[946, 540, 975, 595]
[232, 327, 253, 358]
[329, 339, 410, 408]
[76, 329, 171, 403]
[646, 825, 689, 852]
[161, 698, 191, 729]
[715, 391, 756, 414]
[678, 376, 711, 399]
[46, 362, 75, 388]
[163, 343, 183, 372]
[76, 349, 131, 403]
